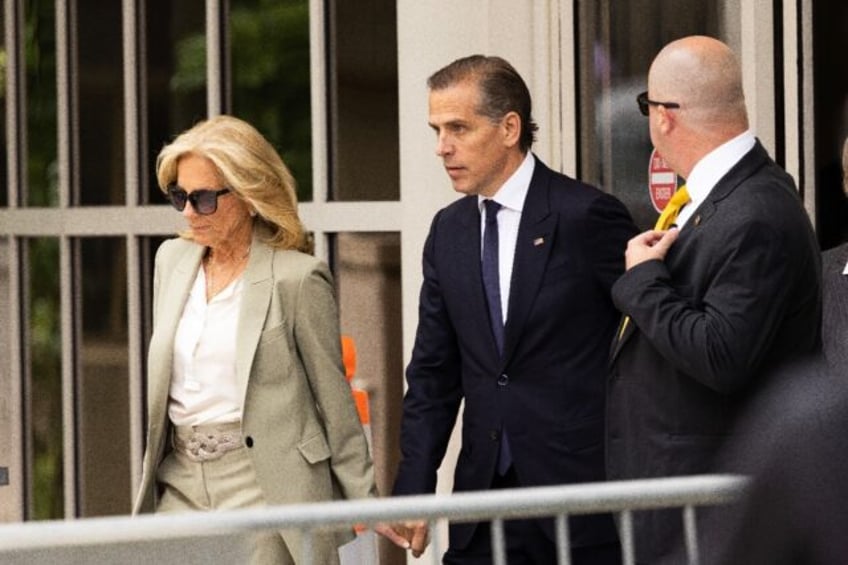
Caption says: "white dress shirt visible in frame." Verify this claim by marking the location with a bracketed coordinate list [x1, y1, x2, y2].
[168, 268, 244, 426]
[675, 130, 756, 228]
[478, 151, 535, 324]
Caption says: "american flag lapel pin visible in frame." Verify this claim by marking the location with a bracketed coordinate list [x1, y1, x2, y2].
[533, 237, 545, 247]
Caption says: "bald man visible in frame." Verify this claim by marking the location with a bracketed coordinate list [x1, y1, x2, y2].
[607, 36, 821, 563]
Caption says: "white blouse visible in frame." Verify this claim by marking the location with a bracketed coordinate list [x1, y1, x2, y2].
[168, 267, 244, 426]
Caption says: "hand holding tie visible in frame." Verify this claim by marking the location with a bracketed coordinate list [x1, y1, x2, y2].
[624, 184, 688, 270]
[617, 184, 688, 338]
[624, 227, 680, 269]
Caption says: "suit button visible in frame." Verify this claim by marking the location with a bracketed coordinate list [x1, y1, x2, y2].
[489, 430, 499, 441]
[497, 374, 509, 386]
[245, 436, 254, 448]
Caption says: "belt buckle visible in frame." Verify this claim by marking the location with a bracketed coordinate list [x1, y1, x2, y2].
[185, 431, 237, 462]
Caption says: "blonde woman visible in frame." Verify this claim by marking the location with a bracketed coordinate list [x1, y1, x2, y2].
[133, 115, 394, 563]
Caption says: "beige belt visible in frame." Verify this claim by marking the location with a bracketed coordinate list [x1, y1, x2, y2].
[172, 421, 243, 462]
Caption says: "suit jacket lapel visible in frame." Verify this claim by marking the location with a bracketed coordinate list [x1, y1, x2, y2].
[149, 242, 204, 424]
[503, 159, 556, 362]
[680, 141, 770, 231]
[235, 231, 274, 404]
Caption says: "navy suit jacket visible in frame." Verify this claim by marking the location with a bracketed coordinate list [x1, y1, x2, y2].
[393, 156, 637, 549]
[607, 141, 822, 563]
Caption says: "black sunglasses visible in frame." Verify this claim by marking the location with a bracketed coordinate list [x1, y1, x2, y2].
[167, 185, 231, 215]
[637, 91, 681, 116]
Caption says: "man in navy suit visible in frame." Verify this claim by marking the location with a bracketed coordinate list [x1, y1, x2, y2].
[607, 36, 821, 564]
[390, 55, 636, 564]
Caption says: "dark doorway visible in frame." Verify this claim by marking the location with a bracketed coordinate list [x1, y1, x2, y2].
[814, 1, 848, 249]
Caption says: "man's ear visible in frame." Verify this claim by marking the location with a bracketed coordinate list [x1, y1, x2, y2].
[656, 105, 675, 136]
[502, 111, 521, 148]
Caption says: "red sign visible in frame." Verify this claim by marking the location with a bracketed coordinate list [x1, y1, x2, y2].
[648, 148, 678, 213]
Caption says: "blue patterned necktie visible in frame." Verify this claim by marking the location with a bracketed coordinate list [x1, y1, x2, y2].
[482, 199, 504, 353]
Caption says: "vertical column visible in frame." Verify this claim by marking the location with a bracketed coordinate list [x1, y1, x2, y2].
[56, 0, 80, 518]
[1, 0, 26, 522]
[308, 0, 329, 261]
[206, 0, 226, 117]
[740, 0, 776, 156]
[122, 0, 146, 499]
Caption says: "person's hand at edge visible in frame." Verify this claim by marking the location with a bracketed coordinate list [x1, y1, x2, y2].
[373, 522, 411, 550]
[378, 521, 429, 557]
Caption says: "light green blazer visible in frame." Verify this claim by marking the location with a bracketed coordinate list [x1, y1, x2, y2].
[133, 227, 376, 562]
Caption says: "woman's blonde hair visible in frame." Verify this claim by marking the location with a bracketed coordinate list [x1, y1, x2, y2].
[156, 115, 310, 252]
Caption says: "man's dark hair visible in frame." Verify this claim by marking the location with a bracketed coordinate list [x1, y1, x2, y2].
[428, 55, 539, 152]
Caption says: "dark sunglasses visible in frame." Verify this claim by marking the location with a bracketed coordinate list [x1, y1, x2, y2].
[167, 185, 231, 215]
[637, 91, 681, 116]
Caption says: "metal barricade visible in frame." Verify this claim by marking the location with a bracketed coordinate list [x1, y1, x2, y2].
[0, 474, 748, 565]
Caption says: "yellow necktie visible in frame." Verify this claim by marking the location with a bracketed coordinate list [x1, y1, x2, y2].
[617, 185, 689, 340]
[654, 184, 690, 230]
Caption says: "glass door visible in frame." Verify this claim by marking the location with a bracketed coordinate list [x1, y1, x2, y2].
[576, 1, 742, 229]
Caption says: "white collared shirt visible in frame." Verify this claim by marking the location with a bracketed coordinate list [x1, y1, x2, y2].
[478, 151, 535, 324]
[842, 260, 848, 275]
[675, 130, 757, 228]
[168, 268, 244, 426]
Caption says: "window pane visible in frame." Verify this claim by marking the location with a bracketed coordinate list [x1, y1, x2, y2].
[814, 2, 848, 248]
[27, 237, 63, 519]
[145, 0, 206, 205]
[78, 238, 130, 516]
[0, 5, 7, 208]
[26, 0, 58, 207]
[329, 0, 398, 201]
[576, 0, 739, 229]
[78, 1, 125, 205]
[230, 0, 313, 202]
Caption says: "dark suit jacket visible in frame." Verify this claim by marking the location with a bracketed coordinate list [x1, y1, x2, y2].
[705, 358, 848, 565]
[607, 141, 822, 563]
[822, 243, 848, 374]
[393, 156, 637, 549]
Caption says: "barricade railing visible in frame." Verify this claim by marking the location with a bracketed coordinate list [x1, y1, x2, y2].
[0, 474, 748, 565]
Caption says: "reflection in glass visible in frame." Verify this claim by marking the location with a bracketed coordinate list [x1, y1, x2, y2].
[145, 0, 206, 205]
[576, 1, 736, 229]
[26, 1, 59, 207]
[231, 0, 313, 202]
[78, 1, 125, 205]
[328, 0, 398, 201]
[28, 237, 63, 519]
[78, 238, 130, 516]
